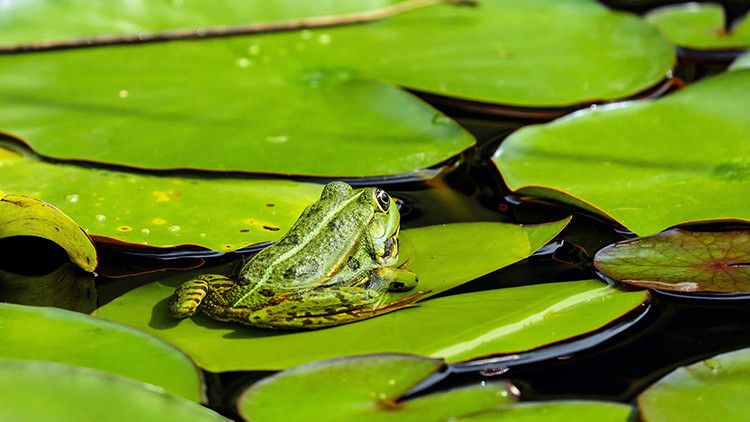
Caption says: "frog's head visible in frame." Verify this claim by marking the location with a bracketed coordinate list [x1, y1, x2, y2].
[363, 187, 401, 265]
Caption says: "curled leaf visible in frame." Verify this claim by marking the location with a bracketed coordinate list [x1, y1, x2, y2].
[0, 193, 97, 271]
[595, 229, 750, 292]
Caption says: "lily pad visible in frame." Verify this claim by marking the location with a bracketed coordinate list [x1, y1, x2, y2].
[459, 401, 632, 421]
[0, 147, 322, 250]
[646, 3, 750, 50]
[237, 354, 514, 421]
[595, 228, 750, 293]
[638, 348, 750, 421]
[95, 220, 626, 372]
[0, 262, 96, 312]
[0, 191, 96, 271]
[493, 69, 750, 236]
[95, 217, 646, 372]
[0, 1, 673, 176]
[0, 359, 226, 421]
[0, 302, 203, 402]
[0, 39, 472, 177]
[0, 0, 405, 47]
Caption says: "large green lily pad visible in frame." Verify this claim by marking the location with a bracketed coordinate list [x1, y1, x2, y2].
[95, 218, 646, 371]
[0, 359, 226, 421]
[638, 348, 750, 421]
[493, 69, 750, 236]
[237, 354, 514, 421]
[0, 1, 672, 176]
[0, 303, 203, 402]
[0, 191, 96, 271]
[459, 401, 632, 421]
[100, 278, 645, 371]
[595, 228, 750, 293]
[95, 279, 646, 371]
[646, 3, 750, 50]
[0, 36, 472, 177]
[0, 147, 322, 250]
[0, 0, 405, 47]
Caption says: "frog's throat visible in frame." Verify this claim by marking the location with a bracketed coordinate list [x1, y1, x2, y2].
[234, 190, 367, 305]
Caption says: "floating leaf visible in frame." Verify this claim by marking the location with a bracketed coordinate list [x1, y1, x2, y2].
[0, 303, 203, 402]
[0, 147, 322, 250]
[96, 221, 644, 371]
[646, 3, 750, 50]
[0, 191, 96, 271]
[493, 69, 750, 236]
[0, 0, 406, 47]
[459, 401, 632, 421]
[0, 262, 96, 312]
[595, 229, 750, 293]
[0, 40, 472, 177]
[283, 0, 674, 107]
[237, 354, 514, 421]
[0, 1, 673, 176]
[0, 359, 226, 421]
[638, 348, 750, 421]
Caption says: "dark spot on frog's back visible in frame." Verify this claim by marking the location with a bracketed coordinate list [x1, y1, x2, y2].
[277, 233, 300, 247]
[259, 289, 275, 297]
[327, 219, 343, 231]
[347, 255, 360, 271]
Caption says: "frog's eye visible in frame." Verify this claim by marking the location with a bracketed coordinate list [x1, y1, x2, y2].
[374, 189, 390, 213]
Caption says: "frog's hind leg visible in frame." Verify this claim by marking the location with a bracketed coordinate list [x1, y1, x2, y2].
[245, 287, 429, 330]
[168, 275, 236, 318]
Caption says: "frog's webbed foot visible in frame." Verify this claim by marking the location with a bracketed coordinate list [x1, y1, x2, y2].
[168, 275, 236, 319]
[245, 287, 429, 329]
[373, 260, 419, 292]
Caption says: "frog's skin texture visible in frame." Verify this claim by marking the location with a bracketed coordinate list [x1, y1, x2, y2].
[168, 181, 427, 330]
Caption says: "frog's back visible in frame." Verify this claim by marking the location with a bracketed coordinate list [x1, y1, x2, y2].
[239, 185, 375, 290]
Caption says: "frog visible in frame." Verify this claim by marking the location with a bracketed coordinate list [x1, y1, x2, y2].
[168, 181, 427, 329]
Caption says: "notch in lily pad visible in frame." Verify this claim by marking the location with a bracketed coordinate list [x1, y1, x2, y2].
[594, 228, 750, 293]
[236, 354, 516, 421]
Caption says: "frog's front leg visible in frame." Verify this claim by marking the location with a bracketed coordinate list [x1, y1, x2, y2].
[373, 260, 419, 292]
[245, 287, 429, 329]
[168, 274, 236, 318]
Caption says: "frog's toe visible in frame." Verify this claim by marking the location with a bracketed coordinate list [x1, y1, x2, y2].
[168, 278, 210, 318]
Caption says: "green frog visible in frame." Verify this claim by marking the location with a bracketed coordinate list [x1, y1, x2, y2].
[168, 181, 427, 329]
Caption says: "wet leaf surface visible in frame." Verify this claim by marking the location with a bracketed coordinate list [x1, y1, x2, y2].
[459, 401, 633, 421]
[237, 354, 514, 421]
[493, 70, 750, 236]
[595, 228, 750, 293]
[0, 359, 226, 421]
[0, 191, 97, 271]
[0, 147, 322, 250]
[646, 3, 750, 50]
[638, 348, 750, 421]
[0, 303, 203, 401]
